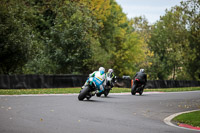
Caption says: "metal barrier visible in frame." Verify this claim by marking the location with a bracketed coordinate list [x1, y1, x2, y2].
[0, 74, 88, 89]
[0, 74, 200, 89]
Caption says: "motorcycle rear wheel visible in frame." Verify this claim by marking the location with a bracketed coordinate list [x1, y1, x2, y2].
[96, 93, 102, 97]
[131, 85, 137, 95]
[78, 86, 90, 101]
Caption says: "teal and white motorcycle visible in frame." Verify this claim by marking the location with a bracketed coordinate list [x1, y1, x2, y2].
[78, 77, 98, 101]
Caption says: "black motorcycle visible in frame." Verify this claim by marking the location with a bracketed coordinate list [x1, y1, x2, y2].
[131, 78, 144, 95]
[96, 74, 114, 97]
[78, 77, 97, 101]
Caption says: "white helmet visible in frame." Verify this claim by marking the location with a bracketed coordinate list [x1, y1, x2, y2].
[99, 67, 105, 74]
[108, 69, 113, 73]
[140, 69, 144, 73]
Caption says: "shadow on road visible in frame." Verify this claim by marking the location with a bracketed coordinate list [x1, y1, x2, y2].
[79, 99, 104, 102]
[99, 96, 118, 99]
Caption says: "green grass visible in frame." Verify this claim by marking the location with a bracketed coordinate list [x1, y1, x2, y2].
[0, 87, 199, 95]
[173, 111, 200, 127]
[0, 88, 81, 95]
[112, 87, 200, 93]
[145, 87, 200, 92]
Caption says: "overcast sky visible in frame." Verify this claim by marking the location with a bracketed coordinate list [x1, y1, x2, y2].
[115, 0, 185, 24]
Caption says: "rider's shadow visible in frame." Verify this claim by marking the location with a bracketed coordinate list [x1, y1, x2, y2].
[82, 99, 104, 102]
[100, 96, 117, 98]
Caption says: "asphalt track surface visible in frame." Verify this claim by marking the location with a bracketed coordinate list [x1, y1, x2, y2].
[0, 91, 200, 133]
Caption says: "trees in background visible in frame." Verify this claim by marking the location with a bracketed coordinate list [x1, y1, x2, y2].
[0, 1, 38, 74]
[0, 0, 145, 76]
[131, 16, 154, 79]
[181, 0, 200, 80]
[148, 0, 199, 80]
[0, 0, 199, 80]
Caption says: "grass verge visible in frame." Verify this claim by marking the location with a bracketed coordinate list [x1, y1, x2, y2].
[172, 110, 200, 127]
[0, 87, 199, 95]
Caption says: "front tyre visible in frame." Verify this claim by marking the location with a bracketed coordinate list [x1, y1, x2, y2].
[104, 89, 110, 97]
[78, 86, 90, 101]
[131, 85, 137, 95]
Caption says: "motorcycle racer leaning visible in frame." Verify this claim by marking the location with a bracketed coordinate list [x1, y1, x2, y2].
[84, 67, 106, 94]
[133, 69, 147, 88]
[106, 69, 115, 87]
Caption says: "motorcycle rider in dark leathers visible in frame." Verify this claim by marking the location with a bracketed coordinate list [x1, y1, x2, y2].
[133, 69, 147, 89]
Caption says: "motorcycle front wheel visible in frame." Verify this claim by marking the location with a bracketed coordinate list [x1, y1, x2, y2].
[139, 88, 144, 95]
[139, 90, 143, 95]
[104, 89, 110, 97]
[78, 86, 90, 101]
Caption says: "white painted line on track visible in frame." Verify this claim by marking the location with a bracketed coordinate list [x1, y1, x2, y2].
[164, 109, 200, 132]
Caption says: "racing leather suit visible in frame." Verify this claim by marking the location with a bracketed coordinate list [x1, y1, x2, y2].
[89, 71, 106, 93]
[134, 72, 147, 86]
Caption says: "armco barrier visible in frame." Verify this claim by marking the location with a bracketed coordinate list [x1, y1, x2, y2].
[145, 80, 200, 88]
[0, 74, 88, 89]
[0, 74, 200, 89]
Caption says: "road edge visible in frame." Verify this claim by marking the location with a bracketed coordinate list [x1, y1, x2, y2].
[164, 109, 200, 131]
